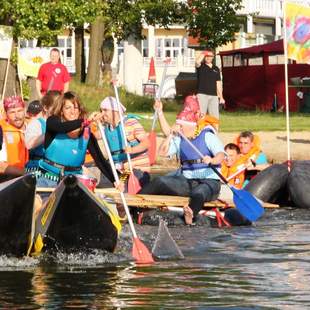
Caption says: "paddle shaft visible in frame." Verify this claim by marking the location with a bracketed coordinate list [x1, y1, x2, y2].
[113, 84, 134, 173]
[151, 60, 169, 131]
[97, 121, 138, 239]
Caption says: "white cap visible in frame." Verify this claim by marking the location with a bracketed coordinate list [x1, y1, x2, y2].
[100, 96, 126, 112]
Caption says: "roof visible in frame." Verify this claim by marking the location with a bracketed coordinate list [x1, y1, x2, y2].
[219, 39, 284, 56]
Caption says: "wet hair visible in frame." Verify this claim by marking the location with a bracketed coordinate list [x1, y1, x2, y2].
[50, 91, 87, 120]
[224, 143, 240, 154]
[41, 90, 61, 112]
[239, 131, 254, 142]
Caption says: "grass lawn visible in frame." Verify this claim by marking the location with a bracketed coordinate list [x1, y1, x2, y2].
[70, 79, 310, 132]
[130, 111, 310, 132]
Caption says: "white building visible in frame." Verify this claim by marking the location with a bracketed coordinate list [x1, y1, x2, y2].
[117, 0, 310, 96]
[20, 0, 310, 96]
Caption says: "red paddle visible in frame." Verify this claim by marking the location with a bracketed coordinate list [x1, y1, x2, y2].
[113, 81, 141, 194]
[148, 58, 170, 165]
[98, 121, 154, 264]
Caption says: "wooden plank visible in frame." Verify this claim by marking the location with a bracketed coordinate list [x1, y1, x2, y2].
[37, 187, 279, 209]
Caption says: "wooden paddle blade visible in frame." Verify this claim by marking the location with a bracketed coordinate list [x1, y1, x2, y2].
[232, 188, 265, 222]
[128, 173, 142, 194]
[132, 237, 155, 264]
[148, 130, 157, 165]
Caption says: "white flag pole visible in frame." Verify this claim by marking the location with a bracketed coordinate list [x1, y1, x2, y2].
[1, 41, 12, 103]
[283, 0, 291, 170]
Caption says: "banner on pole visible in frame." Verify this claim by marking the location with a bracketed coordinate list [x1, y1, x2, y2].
[18, 48, 51, 78]
[285, 2, 310, 64]
[0, 26, 13, 59]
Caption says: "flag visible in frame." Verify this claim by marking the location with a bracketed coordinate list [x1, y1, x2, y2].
[18, 48, 50, 77]
[285, 2, 310, 64]
[0, 26, 13, 59]
[148, 57, 156, 82]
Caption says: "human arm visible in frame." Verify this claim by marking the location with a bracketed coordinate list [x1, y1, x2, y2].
[202, 132, 225, 165]
[46, 115, 83, 134]
[25, 119, 45, 150]
[123, 118, 149, 155]
[195, 52, 205, 68]
[0, 162, 24, 176]
[62, 66, 71, 93]
[153, 100, 171, 137]
[36, 80, 42, 99]
[63, 81, 69, 93]
[44, 116, 83, 149]
[216, 80, 225, 104]
[88, 132, 115, 183]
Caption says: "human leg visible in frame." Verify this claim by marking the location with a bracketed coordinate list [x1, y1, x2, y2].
[206, 95, 220, 119]
[138, 175, 190, 196]
[197, 93, 209, 115]
[189, 179, 221, 220]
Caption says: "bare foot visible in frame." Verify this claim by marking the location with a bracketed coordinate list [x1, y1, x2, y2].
[183, 205, 193, 225]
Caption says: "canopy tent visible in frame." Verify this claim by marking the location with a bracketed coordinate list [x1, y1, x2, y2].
[219, 39, 310, 111]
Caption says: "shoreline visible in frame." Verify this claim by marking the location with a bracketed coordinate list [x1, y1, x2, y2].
[154, 131, 310, 169]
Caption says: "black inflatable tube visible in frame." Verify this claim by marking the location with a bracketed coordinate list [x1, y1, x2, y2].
[245, 163, 289, 204]
[288, 161, 310, 209]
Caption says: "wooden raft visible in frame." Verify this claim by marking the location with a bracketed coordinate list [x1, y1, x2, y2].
[37, 187, 279, 209]
[96, 188, 279, 209]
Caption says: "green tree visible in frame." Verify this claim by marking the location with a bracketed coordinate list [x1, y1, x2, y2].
[86, 0, 184, 86]
[185, 0, 243, 49]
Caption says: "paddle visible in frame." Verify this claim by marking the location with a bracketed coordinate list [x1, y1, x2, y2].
[97, 121, 154, 264]
[112, 81, 141, 194]
[178, 131, 265, 222]
[148, 58, 171, 165]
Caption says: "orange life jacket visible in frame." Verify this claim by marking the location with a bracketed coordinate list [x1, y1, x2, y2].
[221, 159, 246, 189]
[235, 134, 262, 163]
[0, 119, 28, 169]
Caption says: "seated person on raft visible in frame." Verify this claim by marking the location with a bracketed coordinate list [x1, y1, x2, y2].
[153, 95, 212, 137]
[97, 96, 150, 189]
[221, 143, 246, 189]
[35, 91, 116, 188]
[138, 109, 225, 225]
[236, 131, 270, 187]
[25, 91, 61, 172]
[153, 96, 219, 178]
[0, 96, 28, 181]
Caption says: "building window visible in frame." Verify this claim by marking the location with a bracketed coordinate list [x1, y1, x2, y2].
[19, 39, 36, 48]
[142, 39, 148, 57]
[248, 56, 263, 66]
[222, 55, 233, 67]
[155, 37, 184, 59]
[253, 18, 275, 35]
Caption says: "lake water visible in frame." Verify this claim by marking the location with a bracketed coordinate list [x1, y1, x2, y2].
[1, 207, 310, 309]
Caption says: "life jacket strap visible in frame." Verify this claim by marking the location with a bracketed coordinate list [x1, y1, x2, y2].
[43, 159, 82, 172]
[181, 158, 204, 165]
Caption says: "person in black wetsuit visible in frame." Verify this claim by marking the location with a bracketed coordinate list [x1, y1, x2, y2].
[35, 91, 115, 188]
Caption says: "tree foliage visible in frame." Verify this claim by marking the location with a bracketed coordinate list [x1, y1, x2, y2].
[0, 0, 101, 44]
[185, 0, 243, 49]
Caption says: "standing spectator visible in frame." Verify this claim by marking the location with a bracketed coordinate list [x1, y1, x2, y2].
[195, 50, 225, 120]
[36, 48, 71, 98]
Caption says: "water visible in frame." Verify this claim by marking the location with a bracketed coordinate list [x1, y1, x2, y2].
[1, 208, 310, 309]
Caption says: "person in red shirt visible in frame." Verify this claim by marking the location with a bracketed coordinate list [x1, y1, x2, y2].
[36, 48, 71, 98]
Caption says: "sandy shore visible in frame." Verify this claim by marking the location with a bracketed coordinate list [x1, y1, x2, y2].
[156, 131, 310, 168]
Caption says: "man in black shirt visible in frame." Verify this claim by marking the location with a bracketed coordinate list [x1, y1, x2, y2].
[195, 50, 225, 123]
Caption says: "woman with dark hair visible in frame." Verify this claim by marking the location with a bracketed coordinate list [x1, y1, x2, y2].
[36, 91, 114, 187]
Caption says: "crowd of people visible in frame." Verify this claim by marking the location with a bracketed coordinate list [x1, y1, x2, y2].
[0, 48, 270, 225]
